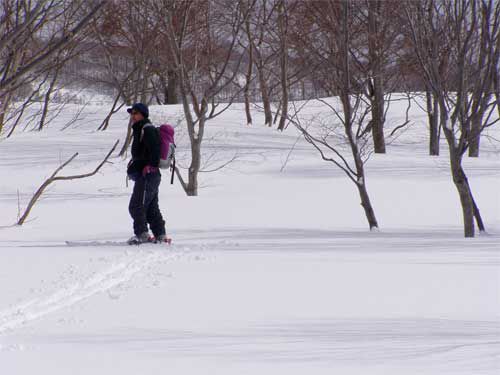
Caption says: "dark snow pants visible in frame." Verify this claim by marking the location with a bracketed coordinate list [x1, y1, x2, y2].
[129, 172, 166, 237]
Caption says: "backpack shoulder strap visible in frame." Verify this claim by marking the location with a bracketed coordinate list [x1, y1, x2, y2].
[140, 123, 156, 142]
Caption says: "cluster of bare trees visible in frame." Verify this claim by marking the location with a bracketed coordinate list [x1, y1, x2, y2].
[0, 0, 108, 134]
[404, 0, 499, 237]
[1, 0, 498, 237]
[245, 0, 498, 237]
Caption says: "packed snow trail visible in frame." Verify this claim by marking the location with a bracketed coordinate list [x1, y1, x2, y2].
[0, 247, 182, 334]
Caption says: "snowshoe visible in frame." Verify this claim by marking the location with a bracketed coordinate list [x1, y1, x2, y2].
[127, 232, 154, 245]
[155, 234, 172, 245]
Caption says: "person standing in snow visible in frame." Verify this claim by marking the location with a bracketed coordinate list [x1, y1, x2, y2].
[126, 103, 168, 244]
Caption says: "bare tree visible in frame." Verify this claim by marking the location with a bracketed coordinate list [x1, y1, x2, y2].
[276, 0, 289, 131]
[240, 0, 257, 126]
[0, 0, 108, 135]
[37, 47, 81, 131]
[246, 0, 281, 127]
[0, 1, 108, 94]
[292, 0, 379, 230]
[365, 0, 386, 153]
[17, 140, 119, 225]
[5, 76, 48, 137]
[90, 1, 163, 155]
[345, 1, 407, 154]
[468, 0, 500, 157]
[89, 2, 147, 134]
[152, 0, 248, 196]
[404, 0, 500, 237]
[396, 34, 444, 155]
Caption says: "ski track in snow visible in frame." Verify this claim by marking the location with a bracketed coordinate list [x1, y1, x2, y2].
[0, 247, 185, 335]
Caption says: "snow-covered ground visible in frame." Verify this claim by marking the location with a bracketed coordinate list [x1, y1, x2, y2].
[0, 99, 499, 374]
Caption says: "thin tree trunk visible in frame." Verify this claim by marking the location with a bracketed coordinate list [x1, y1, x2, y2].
[277, 0, 289, 131]
[357, 180, 379, 230]
[465, 176, 486, 232]
[242, 1, 254, 126]
[273, 101, 281, 125]
[118, 69, 141, 157]
[369, 77, 386, 153]
[252, 45, 272, 126]
[0, 49, 21, 134]
[177, 62, 202, 196]
[451, 161, 475, 237]
[185, 109, 205, 196]
[0, 92, 13, 134]
[468, 0, 497, 157]
[151, 78, 163, 105]
[471, 192, 485, 232]
[426, 89, 440, 155]
[344, 1, 378, 230]
[348, 104, 379, 230]
[6, 100, 24, 138]
[118, 117, 133, 157]
[257, 64, 273, 126]
[159, 75, 168, 104]
[244, 46, 253, 126]
[440, 96, 475, 237]
[98, 91, 123, 131]
[166, 69, 178, 104]
[455, 182, 475, 237]
[186, 138, 201, 196]
[277, 79, 289, 130]
[368, 0, 386, 154]
[38, 70, 59, 131]
[140, 75, 148, 104]
[468, 114, 482, 157]
[440, 93, 481, 238]
[244, 1, 271, 126]
[494, 69, 500, 119]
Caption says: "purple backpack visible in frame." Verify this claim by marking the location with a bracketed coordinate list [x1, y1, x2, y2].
[142, 123, 176, 184]
[143, 123, 175, 169]
[158, 124, 176, 169]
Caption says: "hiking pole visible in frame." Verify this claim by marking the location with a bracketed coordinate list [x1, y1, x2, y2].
[170, 157, 175, 184]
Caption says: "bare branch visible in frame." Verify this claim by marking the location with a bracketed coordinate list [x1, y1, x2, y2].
[17, 139, 119, 225]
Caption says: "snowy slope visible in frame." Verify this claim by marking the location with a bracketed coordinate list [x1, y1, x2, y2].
[0, 100, 499, 374]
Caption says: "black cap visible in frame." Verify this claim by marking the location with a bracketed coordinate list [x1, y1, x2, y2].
[127, 103, 149, 118]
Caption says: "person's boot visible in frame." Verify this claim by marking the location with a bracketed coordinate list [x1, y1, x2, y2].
[155, 234, 172, 244]
[127, 232, 153, 245]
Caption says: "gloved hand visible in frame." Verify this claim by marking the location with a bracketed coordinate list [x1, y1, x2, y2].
[142, 165, 158, 176]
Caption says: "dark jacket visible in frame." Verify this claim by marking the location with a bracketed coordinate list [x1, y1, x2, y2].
[127, 119, 160, 177]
